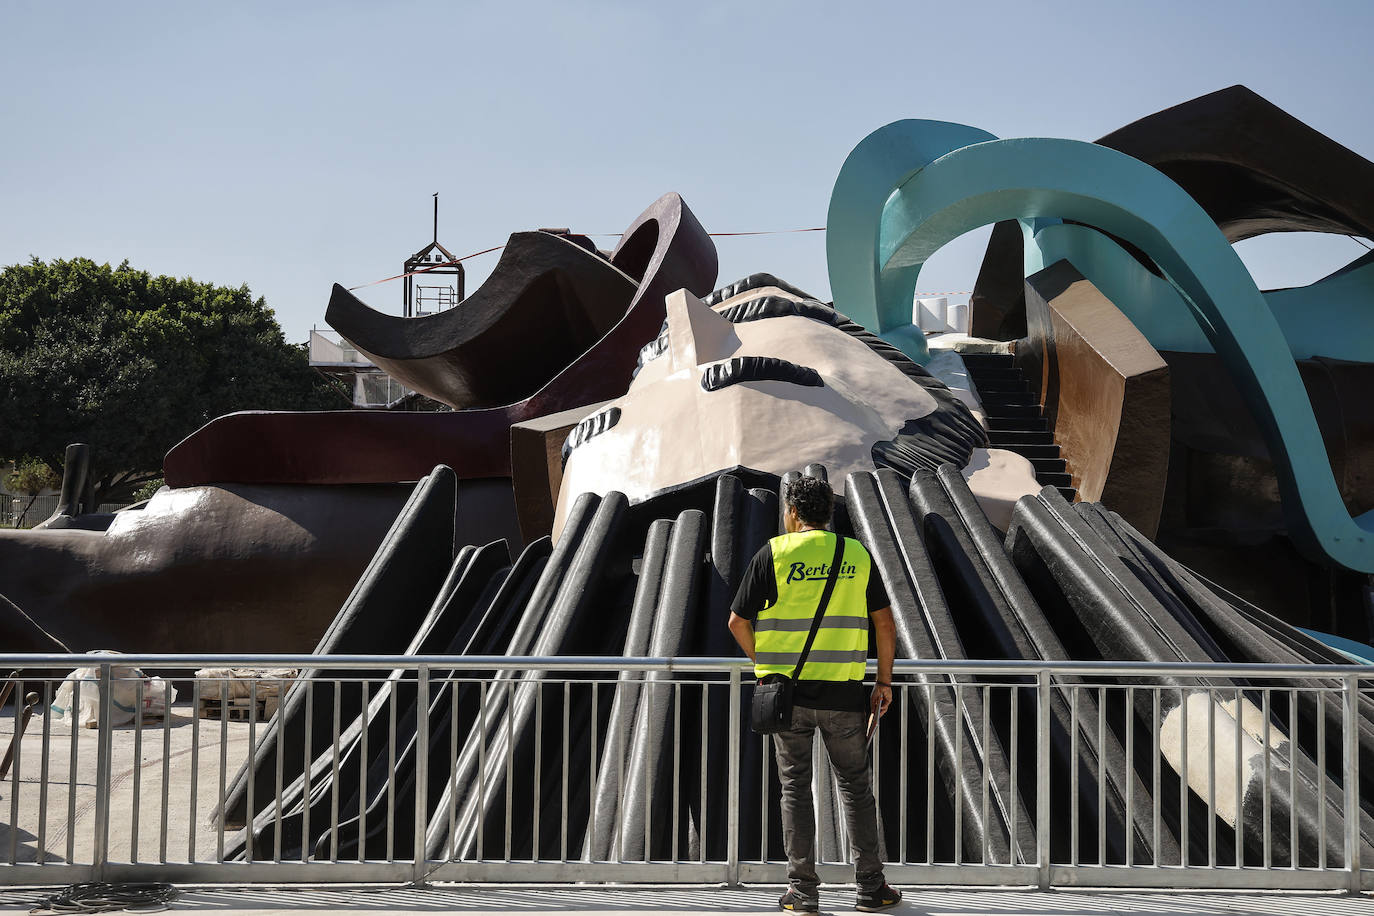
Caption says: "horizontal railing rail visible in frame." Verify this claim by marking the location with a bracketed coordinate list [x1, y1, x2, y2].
[0, 655, 1369, 891]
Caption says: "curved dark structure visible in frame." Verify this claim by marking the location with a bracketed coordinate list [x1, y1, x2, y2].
[970, 84, 1374, 340]
[1097, 85, 1374, 242]
[325, 232, 639, 410]
[164, 192, 717, 487]
[0, 481, 418, 654]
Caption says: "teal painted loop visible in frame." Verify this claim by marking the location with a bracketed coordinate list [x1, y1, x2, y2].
[826, 122, 1374, 572]
[826, 120, 997, 364]
[1032, 224, 1374, 362]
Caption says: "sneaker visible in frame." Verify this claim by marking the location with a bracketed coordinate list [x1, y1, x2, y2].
[779, 887, 820, 913]
[855, 882, 902, 911]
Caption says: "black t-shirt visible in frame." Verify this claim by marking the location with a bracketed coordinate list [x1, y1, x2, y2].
[730, 537, 890, 712]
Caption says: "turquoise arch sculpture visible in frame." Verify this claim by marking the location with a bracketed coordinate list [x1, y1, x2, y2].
[825, 120, 1374, 573]
[1030, 222, 1374, 362]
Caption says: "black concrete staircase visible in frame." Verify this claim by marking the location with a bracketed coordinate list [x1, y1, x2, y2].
[959, 352, 1077, 502]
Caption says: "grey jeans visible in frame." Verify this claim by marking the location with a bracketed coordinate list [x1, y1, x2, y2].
[772, 705, 886, 897]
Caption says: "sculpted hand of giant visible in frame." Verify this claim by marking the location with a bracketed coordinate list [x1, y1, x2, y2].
[554, 277, 1041, 536]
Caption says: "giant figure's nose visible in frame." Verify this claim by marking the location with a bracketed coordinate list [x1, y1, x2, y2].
[666, 289, 740, 373]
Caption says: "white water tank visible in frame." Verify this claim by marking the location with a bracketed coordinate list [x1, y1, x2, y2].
[915, 297, 948, 332]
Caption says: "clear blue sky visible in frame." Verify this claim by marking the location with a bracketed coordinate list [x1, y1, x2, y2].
[3, 0, 1370, 343]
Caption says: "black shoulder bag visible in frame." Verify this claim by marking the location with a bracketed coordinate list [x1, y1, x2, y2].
[750, 534, 846, 734]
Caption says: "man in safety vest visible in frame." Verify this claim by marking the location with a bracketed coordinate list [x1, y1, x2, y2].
[728, 475, 901, 913]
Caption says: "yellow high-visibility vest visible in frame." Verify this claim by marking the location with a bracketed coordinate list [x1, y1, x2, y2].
[754, 530, 870, 682]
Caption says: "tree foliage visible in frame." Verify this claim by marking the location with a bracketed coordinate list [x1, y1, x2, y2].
[0, 257, 347, 504]
[5, 457, 60, 496]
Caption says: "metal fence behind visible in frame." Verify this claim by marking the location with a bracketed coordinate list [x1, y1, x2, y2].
[0, 655, 1369, 891]
[0, 496, 132, 528]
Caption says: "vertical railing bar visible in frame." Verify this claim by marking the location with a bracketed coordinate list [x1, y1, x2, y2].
[67, 678, 80, 866]
[1345, 673, 1361, 893]
[1126, 685, 1134, 868]
[1070, 685, 1079, 867]
[478, 680, 488, 862]
[505, 679, 515, 863]
[1290, 688, 1298, 869]
[9, 676, 23, 867]
[357, 678, 367, 863]
[303, 678, 315, 865]
[1262, 687, 1272, 870]
[616, 679, 626, 863]
[189, 678, 200, 862]
[414, 665, 430, 885]
[1180, 688, 1189, 868]
[644, 675, 652, 864]
[980, 683, 990, 866]
[700, 683, 708, 865]
[387, 681, 398, 863]
[1036, 669, 1051, 889]
[246, 679, 257, 863]
[534, 682, 542, 864]
[899, 684, 909, 865]
[672, 681, 682, 865]
[217, 680, 227, 863]
[1152, 687, 1161, 868]
[273, 682, 284, 864]
[1010, 683, 1019, 865]
[1097, 685, 1106, 868]
[555, 681, 566, 867]
[93, 664, 113, 880]
[449, 677, 460, 863]
[1207, 686, 1216, 868]
[1319, 690, 1327, 870]
[760, 703, 768, 865]
[953, 682, 963, 867]
[160, 679, 172, 864]
[329, 679, 341, 863]
[925, 681, 935, 866]
[727, 666, 742, 885]
[901, 686, 912, 867]
[39, 676, 51, 865]
[131, 679, 143, 863]
[589, 681, 599, 864]
[559, 682, 568, 863]
[1234, 686, 1243, 868]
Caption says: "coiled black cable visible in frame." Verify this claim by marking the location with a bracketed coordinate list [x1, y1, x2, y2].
[30, 882, 178, 914]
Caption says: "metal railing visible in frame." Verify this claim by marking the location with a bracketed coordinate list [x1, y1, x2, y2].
[0, 654, 1370, 891]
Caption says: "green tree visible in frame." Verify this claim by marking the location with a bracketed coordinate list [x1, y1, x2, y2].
[0, 257, 347, 505]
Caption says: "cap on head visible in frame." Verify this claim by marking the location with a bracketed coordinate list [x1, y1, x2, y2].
[785, 475, 834, 527]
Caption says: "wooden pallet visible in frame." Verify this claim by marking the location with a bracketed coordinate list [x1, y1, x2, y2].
[198, 696, 267, 722]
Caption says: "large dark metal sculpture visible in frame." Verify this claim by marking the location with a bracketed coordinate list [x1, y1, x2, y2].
[224, 460, 1374, 869]
[163, 192, 717, 488]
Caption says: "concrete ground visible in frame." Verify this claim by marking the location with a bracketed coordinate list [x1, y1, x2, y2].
[4, 885, 1374, 915]
[1, 699, 254, 865]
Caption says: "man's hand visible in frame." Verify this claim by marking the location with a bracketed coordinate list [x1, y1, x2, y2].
[870, 683, 892, 718]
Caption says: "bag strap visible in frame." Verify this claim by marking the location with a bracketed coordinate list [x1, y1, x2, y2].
[790, 533, 846, 682]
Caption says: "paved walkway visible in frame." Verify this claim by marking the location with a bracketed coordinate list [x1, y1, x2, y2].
[3, 885, 1374, 915]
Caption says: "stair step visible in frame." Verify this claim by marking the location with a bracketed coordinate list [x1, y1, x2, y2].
[999, 443, 1061, 459]
[1030, 457, 1067, 474]
[971, 377, 1029, 394]
[986, 416, 1048, 432]
[959, 352, 1015, 369]
[989, 429, 1054, 446]
[1037, 471, 1073, 488]
[983, 403, 1043, 419]
[980, 392, 1038, 408]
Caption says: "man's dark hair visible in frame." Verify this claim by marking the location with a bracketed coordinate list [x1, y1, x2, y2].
[786, 475, 834, 527]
